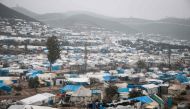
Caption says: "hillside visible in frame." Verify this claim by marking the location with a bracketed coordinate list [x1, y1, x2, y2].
[38, 13, 137, 33]
[8, 5, 190, 40]
[12, 6, 39, 18]
[0, 3, 37, 21]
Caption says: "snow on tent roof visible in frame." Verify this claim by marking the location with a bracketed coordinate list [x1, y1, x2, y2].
[0, 83, 12, 92]
[60, 85, 81, 93]
[142, 84, 159, 89]
[20, 93, 55, 105]
[129, 96, 153, 104]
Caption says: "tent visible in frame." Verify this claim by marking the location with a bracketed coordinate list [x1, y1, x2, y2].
[26, 70, 43, 78]
[20, 93, 55, 105]
[150, 94, 164, 108]
[66, 77, 90, 85]
[175, 74, 188, 83]
[129, 96, 153, 104]
[8, 105, 58, 109]
[127, 84, 142, 89]
[60, 85, 81, 93]
[0, 68, 9, 76]
[0, 83, 12, 92]
[103, 72, 118, 82]
[117, 88, 129, 93]
[116, 67, 125, 74]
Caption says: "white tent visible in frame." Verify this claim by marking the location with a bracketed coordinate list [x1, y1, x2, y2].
[8, 105, 58, 109]
[19, 93, 55, 105]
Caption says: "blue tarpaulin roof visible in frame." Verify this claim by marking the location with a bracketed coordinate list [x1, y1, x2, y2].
[0, 68, 9, 76]
[117, 67, 125, 74]
[118, 88, 129, 93]
[176, 74, 188, 83]
[103, 76, 118, 82]
[60, 85, 81, 93]
[91, 89, 101, 94]
[129, 96, 153, 104]
[103, 72, 118, 82]
[127, 84, 142, 89]
[27, 70, 43, 78]
[0, 83, 12, 92]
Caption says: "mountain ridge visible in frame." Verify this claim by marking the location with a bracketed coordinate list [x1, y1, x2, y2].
[4, 5, 190, 40]
[0, 3, 37, 21]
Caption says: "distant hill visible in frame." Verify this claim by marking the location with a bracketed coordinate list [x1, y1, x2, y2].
[37, 13, 137, 33]
[8, 5, 190, 40]
[119, 18, 190, 40]
[12, 6, 39, 18]
[0, 3, 37, 21]
[159, 17, 190, 26]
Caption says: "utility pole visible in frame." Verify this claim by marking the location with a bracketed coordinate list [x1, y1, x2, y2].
[84, 42, 88, 74]
[168, 46, 171, 69]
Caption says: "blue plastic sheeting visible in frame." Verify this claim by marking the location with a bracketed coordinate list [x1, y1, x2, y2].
[60, 85, 81, 93]
[103, 72, 111, 76]
[69, 74, 79, 78]
[127, 84, 142, 89]
[52, 65, 61, 71]
[118, 88, 129, 93]
[29, 70, 43, 74]
[91, 89, 101, 94]
[0, 68, 9, 76]
[129, 96, 153, 104]
[175, 74, 188, 83]
[27, 70, 43, 78]
[103, 72, 118, 82]
[117, 67, 125, 74]
[159, 74, 176, 81]
[66, 82, 88, 86]
[0, 83, 12, 92]
[103, 76, 118, 82]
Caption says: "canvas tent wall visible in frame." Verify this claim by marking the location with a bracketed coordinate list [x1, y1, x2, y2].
[19, 93, 55, 105]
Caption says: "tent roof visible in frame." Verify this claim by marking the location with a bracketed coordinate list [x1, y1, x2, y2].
[142, 84, 159, 89]
[20, 93, 55, 105]
[60, 85, 81, 93]
[118, 88, 129, 93]
[129, 96, 153, 104]
[0, 83, 12, 92]
[67, 77, 89, 83]
[8, 105, 58, 109]
[72, 87, 91, 97]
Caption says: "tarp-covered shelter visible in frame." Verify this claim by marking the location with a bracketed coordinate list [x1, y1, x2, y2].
[0, 83, 12, 92]
[118, 88, 129, 93]
[60, 85, 81, 93]
[103, 71, 118, 82]
[66, 77, 90, 85]
[129, 96, 153, 104]
[0, 68, 9, 76]
[116, 67, 125, 74]
[19, 93, 55, 105]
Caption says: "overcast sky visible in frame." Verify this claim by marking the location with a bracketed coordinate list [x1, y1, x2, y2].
[1, 0, 190, 20]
